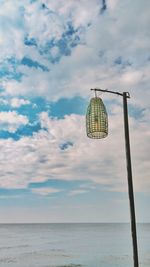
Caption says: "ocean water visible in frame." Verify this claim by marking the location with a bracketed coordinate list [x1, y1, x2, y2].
[0, 223, 149, 267]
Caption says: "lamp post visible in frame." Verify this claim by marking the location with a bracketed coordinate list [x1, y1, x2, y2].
[86, 88, 139, 267]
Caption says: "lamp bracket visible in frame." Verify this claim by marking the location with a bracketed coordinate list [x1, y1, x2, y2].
[91, 88, 130, 98]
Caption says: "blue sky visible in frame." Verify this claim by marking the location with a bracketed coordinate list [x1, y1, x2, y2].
[0, 0, 150, 223]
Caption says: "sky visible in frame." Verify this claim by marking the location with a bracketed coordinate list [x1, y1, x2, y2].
[0, 0, 150, 223]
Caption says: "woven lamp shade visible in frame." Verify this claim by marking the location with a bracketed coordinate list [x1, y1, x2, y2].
[86, 97, 108, 139]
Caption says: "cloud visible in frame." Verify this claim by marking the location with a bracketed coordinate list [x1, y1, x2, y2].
[69, 189, 88, 196]
[0, 98, 8, 105]
[0, 0, 149, 198]
[0, 111, 149, 193]
[42, 0, 100, 28]
[0, 111, 29, 132]
[0, 195, 21, 199]
[31, 187, 61, 196]
[10, 98, 30, 108]
[1, 0, 149, 110]
[0, 1, 25, 59]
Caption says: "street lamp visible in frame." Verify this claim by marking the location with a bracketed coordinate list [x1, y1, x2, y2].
[86, 88, 139, 267]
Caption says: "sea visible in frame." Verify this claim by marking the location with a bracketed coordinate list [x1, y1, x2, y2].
[0, 223, 149, 267]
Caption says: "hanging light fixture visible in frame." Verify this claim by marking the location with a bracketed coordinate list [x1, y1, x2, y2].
[85, 88, 139, 267]
[86, 95, 108, 139]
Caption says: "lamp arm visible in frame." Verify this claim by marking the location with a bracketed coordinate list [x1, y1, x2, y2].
[91, 88, 130, 98]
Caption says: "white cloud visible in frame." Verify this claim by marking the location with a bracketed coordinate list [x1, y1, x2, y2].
[0, 1, 25, 59]
[31, 187, 61, 196]
[121, 70, 144, 85]
[10, 98, 30, 108]
[24, 1, 65, 45]
[0, 111, 29, 132]
[0, 111, 149, 193]
[0, 0, 149, 196]
[0, 195, 21, 199]
[0, 0, 148, 115]
[0, 98, 8, 105]
[69, 189, 88, 196]
[107, 0, 119, 10]
[43, 0, 100, 28]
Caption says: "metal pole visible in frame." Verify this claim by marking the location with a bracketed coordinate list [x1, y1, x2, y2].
[123, 92, 139, 267]
[89, 88, 139, 266]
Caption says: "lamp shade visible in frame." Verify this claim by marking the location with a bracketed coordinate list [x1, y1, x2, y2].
[86, 97, 108, 139]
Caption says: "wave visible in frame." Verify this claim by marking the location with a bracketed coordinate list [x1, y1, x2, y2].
[0, 257, 16, 263]
[59, 265, 82, 267]
[0, 244, 29, 250]
[44, 265, 82, 267]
